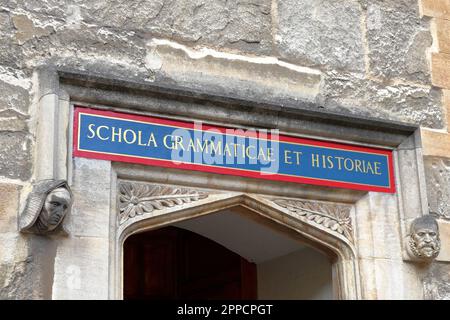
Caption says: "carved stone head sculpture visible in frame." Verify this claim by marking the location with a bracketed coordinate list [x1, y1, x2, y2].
[407, 215, 441, 262]
[19, 180, 73, 235]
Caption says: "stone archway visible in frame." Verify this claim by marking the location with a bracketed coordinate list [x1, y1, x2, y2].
[114, 181, 361, 300]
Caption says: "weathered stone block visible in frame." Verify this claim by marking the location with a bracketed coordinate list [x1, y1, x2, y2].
[0, 80, 30, 115]
[276, 0, 364, 72]
[147, 41, 322, 104]
[5, 0, 67, 17]
[366, 193, 402, 260]
[43, 26, 147, 72]
[0, 9, 147, 73]
[318, 70, 444, 128]
[436, 18, 450, 54]
[0, 184, 20, 233]
[354, 192, 407, 261]
[367, 0, 432, 84]
[421, 129, 450, 158]
[421, 0, 450, 19]
[12, 14, 53, 45]
[432, 53, 450, 89]
[69, 158, 111, 238]
[0, 132, 31, 180]
[354, 198, 374, 259]
[52, 236, 109, 299]
[79, 0, 272, 54]
[0, 118, 27, 132]
[0, 11, 11, 37]
[436, 221, 450, 261]
[0, 41, 25, 70]
[445, 90, 450, 127]
[424, 157, 450, 220]
[357, 257, 423, 299]
[0, 233, 32, 299]
[371, 258, 423, 299]
[423, 262, 450, 300]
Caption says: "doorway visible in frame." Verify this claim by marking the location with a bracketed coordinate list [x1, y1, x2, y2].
[123, 208, 333, 300]
[123, 226, 257, 299]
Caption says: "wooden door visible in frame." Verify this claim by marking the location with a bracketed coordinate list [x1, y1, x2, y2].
[123, 226, 257, 300]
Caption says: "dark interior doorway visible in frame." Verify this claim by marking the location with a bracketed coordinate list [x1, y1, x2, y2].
[123, 226, 257, 300]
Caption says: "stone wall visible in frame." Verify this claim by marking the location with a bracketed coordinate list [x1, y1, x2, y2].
[419, 0, 450, 301]
[0, 0, 448, 299]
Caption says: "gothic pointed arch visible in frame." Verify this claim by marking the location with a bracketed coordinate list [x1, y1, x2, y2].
[116, 180, 361, 299]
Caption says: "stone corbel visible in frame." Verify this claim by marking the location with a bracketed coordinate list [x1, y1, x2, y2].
[406, 214, 441, 263]
[19, 179, 73, 235]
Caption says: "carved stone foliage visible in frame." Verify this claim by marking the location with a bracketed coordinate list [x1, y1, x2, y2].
[272, 198, 353, 241]
[118, 182, 209, 225]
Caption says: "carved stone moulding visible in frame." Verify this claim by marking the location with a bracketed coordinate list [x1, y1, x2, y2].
[270, 198, 354, 242]
[117, 181, 211, 225]
[117, 181, 355, 244]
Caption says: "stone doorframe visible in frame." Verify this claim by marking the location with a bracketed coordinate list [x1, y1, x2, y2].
[29, 67, 431, 299]
[112, 177, 359, 299]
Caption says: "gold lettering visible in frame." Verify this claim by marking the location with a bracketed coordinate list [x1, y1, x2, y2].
[285, 150, 293, 164]
[267, 148, 275, 162]
[293, 151, 302, 165]
[163, 135, 175, 149]
[97, 125, 109, 141]
[233, 144, 241, 157]
[336, 156, 344, 170]
[366, 161, 375, 174]
[354, 159, 362, 173]
[196, 139, 209, 153]
[223, 144, 232, 157]
[210, 140, 222, 155]
[187, 139, 196, 152]
[123, 129, 136, 144]
[246, 146, 256, 159]
[326, 155, 334, 169]
[137, 131, 146, 146]
[174, 136, 185, 151]
[344, 158, 354, 171]
[111, 127, 121, 142]
[87, 124, 96, 139]
[258, 147, 267, 161]
[147, 133, 157, 147]
[311, 154, 319, 167]
[374, 162, 382, 175]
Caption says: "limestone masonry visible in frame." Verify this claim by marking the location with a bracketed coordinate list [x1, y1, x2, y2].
[0, 0, 449, 300]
